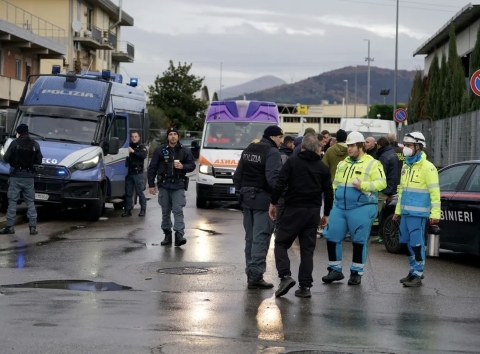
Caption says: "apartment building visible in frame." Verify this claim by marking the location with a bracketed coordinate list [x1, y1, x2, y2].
[7, 0, 135, 75]
[0, 0, 66, 107]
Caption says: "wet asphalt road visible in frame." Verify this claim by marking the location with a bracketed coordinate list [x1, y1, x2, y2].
[1, 174, 480, 353]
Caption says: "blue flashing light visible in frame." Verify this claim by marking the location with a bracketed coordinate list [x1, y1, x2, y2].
[57, 170, 66, 176]
[102, 69, 111, 81]
[130, 78, 138, 87]
[52, 65, 61, 75]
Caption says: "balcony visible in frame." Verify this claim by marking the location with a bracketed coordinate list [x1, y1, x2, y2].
[73, 23, 114, 50]
[0, 76, 27, 107]
[112, 41, 134, 63]
[0, 0, 66, 57]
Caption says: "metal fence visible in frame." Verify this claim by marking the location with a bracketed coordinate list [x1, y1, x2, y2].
[400, 110, 480, 168]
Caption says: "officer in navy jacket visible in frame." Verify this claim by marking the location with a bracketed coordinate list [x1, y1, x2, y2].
[232, 125, 283, 290]
[147, 127, 196, 247]
[0, 124, 43, 235]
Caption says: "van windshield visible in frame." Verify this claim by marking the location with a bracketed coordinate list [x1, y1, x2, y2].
[18, 113, 97, 144]
[203, 122, 273, 150]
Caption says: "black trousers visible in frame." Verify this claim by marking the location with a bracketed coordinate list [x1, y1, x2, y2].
[274, 207, 320, 288]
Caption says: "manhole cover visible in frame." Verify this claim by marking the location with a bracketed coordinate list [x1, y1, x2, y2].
[157, 267, 209, 275]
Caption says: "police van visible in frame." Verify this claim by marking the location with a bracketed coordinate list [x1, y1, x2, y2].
[0, 67, 149, 221]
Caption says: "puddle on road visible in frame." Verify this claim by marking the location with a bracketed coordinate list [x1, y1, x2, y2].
[1, 280, 132, 292]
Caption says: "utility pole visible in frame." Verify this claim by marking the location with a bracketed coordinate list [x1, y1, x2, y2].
[354, 65, 357, 118]
[364, 39, 374, 118]
[344, 79, 349, 118]
[394, 0, 399, 116]
[219, 62, 223, 101]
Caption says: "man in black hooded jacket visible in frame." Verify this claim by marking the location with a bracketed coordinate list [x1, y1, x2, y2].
[268, 133, 334, 298]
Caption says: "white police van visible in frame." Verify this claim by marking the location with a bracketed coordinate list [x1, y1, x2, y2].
[0, 67, 149, 221]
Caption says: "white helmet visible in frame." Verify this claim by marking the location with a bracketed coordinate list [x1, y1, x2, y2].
[346, 131, 365, 144]
[403, 132, 426, 148]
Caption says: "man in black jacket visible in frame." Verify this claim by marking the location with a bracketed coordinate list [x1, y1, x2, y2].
[387, 132, 404, 182]
[233, 125, 283, 290]
[0, 124, 43, 235]
[122, 131, 148, 217]
[147, 127, 196, 246]
[268, 133, 334, 298]
[373, 137, 399, 244]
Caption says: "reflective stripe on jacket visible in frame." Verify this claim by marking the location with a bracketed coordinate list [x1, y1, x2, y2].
[332, 153, 387, 210]
[394, 152, 441, 219]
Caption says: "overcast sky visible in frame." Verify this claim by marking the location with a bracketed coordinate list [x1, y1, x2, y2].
[112, 0, 466, 94]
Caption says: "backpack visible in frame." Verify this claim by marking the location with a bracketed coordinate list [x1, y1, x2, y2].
[15, 138, 36, 169]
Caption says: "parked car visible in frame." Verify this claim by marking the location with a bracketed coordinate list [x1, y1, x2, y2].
[180, 138, 201, 159]
[380, 160, 480, 256]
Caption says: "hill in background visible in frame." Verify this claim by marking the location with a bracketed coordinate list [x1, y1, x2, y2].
[221, 75, 287, 99]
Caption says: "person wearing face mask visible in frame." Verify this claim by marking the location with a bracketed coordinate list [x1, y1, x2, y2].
[393, 132, 440, 288]
[321, 131, 386, 286]
[0, 124, 43, 235]
[232, 125, 283, 290]
[208, 127, 230, 143]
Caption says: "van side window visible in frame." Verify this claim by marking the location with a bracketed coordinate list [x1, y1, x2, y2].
[110, 116, 127, 147]
[129, 113, 143, 141]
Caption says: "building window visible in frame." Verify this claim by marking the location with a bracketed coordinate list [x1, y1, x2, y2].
[15, 59, 21, 79]
[324, 118, 341, 124]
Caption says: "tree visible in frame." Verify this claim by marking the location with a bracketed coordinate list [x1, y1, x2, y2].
[417, 76, 429, 120]
[471, 25, 480, 111]
[425, 52, 440, 120]
[444, 25, 466, 117]
[438, 52, 448, 119]
[368, 103, 406, 120]
[408, 70, 422, 124]
[148, 60, 208, 131]
[212, 92, 219, 101]
[461, 90, 471, 113]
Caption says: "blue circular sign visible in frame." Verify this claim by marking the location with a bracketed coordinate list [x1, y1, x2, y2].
[394, 108, 407, 123]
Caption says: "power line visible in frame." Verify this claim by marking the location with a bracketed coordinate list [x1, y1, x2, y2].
[378, 0, 459, 8]
[336, 0, 459, 12]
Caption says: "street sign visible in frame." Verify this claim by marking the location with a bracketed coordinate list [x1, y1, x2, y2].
[297, 105, 308, 114]
[394, 108, 408, 123]
[470, 69, 480, 96]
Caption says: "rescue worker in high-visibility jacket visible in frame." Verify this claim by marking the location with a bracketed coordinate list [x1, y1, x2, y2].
[322, 131, 387, 285]
[393, 132, 440, 288]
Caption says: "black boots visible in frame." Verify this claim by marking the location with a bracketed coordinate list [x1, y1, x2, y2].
[161, 231, 172, 246]
[0, 226, 15, 234]
[0, 226, 37, 235]
[174, 232, 186, 247]
[248, 279, 274, 289]
[275, 276, 296, 297]
[160, 231, 186, 246]
[121, 209, 132, 217]
[122, 209, 146, 217]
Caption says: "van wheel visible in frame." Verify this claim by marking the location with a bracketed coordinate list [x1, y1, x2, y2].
[196, 197, 207, 209]
[87, 189, 105, 222]
[383, 214, 402, 253]
[0, 196, 8, 213]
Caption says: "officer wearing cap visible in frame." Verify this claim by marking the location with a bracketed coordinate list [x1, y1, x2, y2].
[147, 127, 196, 247]
[0, 124, 43, 235]
[233, 125, 283, 290]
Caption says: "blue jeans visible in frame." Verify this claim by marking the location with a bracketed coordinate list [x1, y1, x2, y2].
[158, 188, 186, 235]
[399, 215, 427, 278]
[125, 174, 146, 210]
[6, 177, 37, 227]
[242, 207, 274, 281]
[323, 204, 377, 275]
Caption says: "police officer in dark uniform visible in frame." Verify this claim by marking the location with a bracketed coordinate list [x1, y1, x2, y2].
[122, 131, 148, 217]
[0, 124, 43, 235]
[147, 127, 196, 247]
[233, 125, 283, 289]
